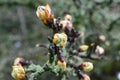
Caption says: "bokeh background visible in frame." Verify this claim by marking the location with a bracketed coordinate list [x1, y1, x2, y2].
[0, 0, 120, 80]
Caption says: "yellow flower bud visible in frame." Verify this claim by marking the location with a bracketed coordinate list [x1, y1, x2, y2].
[11, 65, 26, 80]
[79, 74, 91, 80]
[79, 45, 89, 51]
[80, 62, 93, 72]
[36, 4, 54, 25]
[53, 33, 67, 48]
[57, 60, 66, 71]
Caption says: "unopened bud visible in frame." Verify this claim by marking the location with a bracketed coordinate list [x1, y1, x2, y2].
[36, 4, 54, 25]
[105, 41, 110, 46]
[53, 33, 67, 48]
[14, 57, 24, 66]
[60, 14, 72, 31]
[79, 62, 93, 72]
[99, 35, 106, 42]
[79, 45, 89, 52]
[95, 45, 104, 56]
[60, 20, 72, 31]
[11, 65, 26, 80]
[79, 73, 91, 80]
[57, 60, 66, 71]
[14, 57, 31, 66]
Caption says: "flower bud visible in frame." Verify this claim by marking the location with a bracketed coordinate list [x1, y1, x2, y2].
[99, 35, 106, 42]
[14, 57, 24, 66]
[36, 4, 54, 25]
[57, 60, 66, 71]
[64, 14, 72, 21]
[79, 62, 93, 72]
[60, 14, 72, 31]
[14, 57, 30, 66]
[95, 45, 104, 56]
[11, 65, 26, 80]
[53, 33, 67, 48]
[105, 41, 110, 46]
[79, 45, 89, 52]
[79, 73, 90, 80]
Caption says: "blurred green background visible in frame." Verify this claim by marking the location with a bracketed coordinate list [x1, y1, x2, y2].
[0, 0, 120, 80]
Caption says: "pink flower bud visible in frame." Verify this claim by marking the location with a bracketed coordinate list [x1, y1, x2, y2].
[95, 45, 104, 56]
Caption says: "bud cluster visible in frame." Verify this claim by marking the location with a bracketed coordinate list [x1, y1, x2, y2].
[11, 57, 31, 80]
[11, 4, 105, 80]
